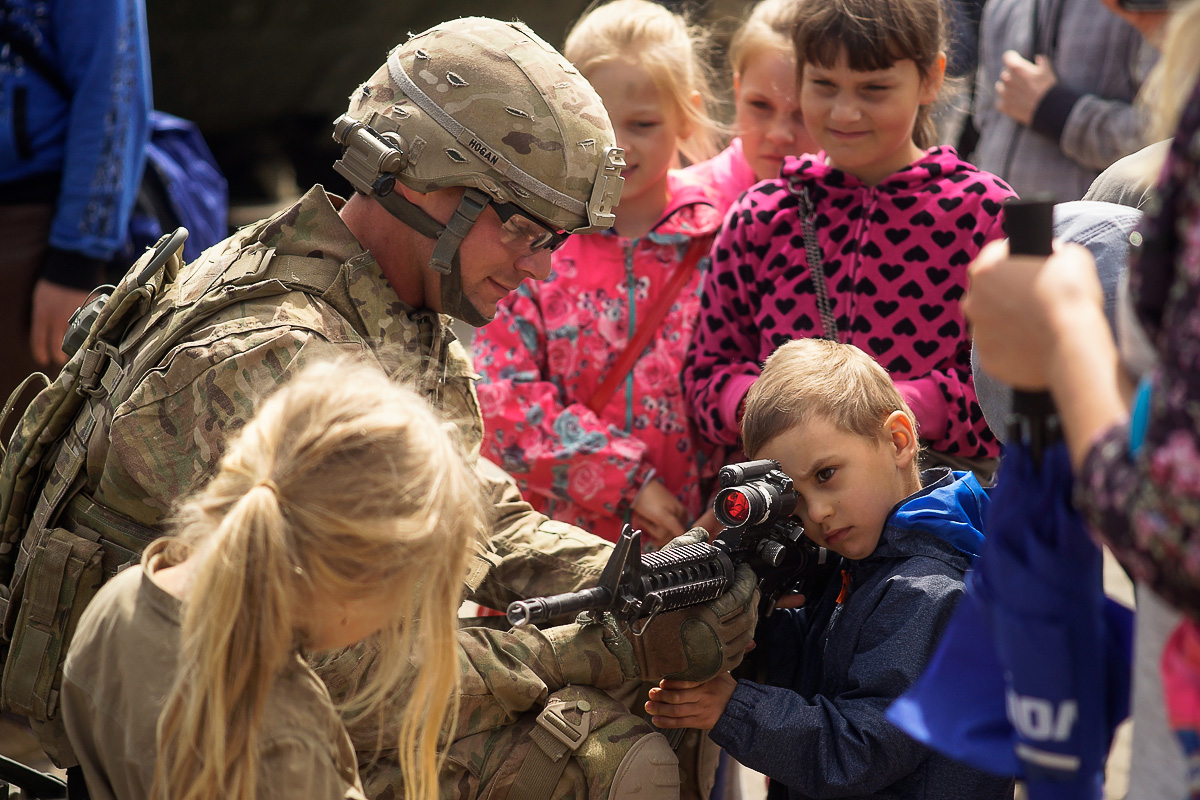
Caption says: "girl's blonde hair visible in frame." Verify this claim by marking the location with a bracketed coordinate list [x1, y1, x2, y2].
[565, 0, 721, 165]
[152, 359, 484, 800]
[791, 0, 947, 149]
[1141, 0, 1200, 141]
[742, 339, 918, 458]
[728, 0, 800, 77]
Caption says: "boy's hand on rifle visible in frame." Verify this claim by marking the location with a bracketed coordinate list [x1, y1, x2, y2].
[626, 563, 759, 681]
[644, 674, 737, 731]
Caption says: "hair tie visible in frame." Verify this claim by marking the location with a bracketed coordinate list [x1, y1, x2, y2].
[255, 478, 280, 497]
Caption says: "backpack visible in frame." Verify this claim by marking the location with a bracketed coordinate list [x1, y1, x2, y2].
[109, 111, 229, 271]
[0, 226, 367, 766]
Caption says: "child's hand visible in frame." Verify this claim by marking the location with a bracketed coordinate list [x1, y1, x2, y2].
[773, 592, 807, 609]
[633, 480, 687, 547]
[644, 673, 737, 730]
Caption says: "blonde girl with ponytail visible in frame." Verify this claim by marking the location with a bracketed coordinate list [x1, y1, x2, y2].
[61, 359, 484, 800]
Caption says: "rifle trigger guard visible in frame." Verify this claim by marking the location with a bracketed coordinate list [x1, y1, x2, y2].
[629, 593, 665, 636]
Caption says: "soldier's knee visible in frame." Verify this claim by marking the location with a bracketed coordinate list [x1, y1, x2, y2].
[550, 686, 677, 800]
[483, 686, 678, 800]
[607, 729, 679, 800]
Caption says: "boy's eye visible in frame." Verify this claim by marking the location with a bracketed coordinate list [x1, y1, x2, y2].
[815, 467, 836, 483]
[864, 84, 891, 93]
[633, 120, 660, 130]
[748, 99, 774, 112]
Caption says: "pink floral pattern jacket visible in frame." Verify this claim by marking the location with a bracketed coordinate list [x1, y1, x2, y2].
[473, 172, 724, 542]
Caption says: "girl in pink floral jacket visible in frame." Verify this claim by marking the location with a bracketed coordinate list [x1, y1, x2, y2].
[473, 0, 725, 546]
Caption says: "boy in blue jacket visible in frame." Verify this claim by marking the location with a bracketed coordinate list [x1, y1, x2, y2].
[647, 339, 1013, 799]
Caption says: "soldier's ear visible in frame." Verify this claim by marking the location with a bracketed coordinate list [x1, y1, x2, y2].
[395, 184, 463, 225]
[397, 182, 432, 210]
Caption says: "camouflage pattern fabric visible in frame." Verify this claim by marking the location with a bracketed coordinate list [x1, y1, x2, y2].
[40, 187, 697, 797]
[89, 186, 611, 603]
[316, 619, 717, 800]
[314, 621, 639, 750]
[347, 17, 618, 234]
[382, 687, 665, 800]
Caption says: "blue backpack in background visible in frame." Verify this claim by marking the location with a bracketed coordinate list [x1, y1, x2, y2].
[111, 109, 229, 272]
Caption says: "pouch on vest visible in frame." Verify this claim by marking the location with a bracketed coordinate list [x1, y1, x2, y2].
[1, 526, 103, 767]
[0, 221, 367, 764]
[362, 686, 681, 800]
[0, 230, 188, 762]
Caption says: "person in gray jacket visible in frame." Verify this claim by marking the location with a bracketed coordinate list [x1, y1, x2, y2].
[646, 339, 1013, 800]
[971, 0, 1155, 201]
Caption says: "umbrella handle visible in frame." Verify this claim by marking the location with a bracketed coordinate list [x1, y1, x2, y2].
[1004, 197, 1058, 465]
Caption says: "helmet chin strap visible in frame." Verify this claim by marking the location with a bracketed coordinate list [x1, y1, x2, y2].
[373, 186, 493, 327]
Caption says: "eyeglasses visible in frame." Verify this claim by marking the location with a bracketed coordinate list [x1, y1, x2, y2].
[492, 202, 570, 254]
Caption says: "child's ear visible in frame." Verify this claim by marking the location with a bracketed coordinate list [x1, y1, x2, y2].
[885, 410, 919, 468]
[919, 52, 947, 105]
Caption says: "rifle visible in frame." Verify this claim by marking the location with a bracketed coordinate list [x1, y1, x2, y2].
[507, 459, 840, 630]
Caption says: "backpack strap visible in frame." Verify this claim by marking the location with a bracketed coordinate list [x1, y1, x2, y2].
[508, 699, 593, 800]
[0, 230, 187, 576]
[586, 235, 712, 415]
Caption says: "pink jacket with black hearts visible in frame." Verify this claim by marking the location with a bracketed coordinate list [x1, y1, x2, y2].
[683, 146, 1016, 458]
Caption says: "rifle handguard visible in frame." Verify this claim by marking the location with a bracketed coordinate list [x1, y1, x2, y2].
[506, 536, 734, 629]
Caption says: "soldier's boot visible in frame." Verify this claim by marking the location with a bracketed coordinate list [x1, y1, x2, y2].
[359, 686, 679, 800]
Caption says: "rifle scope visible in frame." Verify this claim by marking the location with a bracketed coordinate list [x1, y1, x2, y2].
[713, 460, 797, 530]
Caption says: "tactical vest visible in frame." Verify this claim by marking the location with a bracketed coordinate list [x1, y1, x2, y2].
[0, 227, 369, 765]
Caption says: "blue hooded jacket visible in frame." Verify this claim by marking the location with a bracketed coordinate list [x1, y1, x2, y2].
[710, 469, 1014, 800]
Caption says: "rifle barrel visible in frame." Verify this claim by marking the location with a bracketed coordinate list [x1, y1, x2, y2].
[506, 585, 614, 627]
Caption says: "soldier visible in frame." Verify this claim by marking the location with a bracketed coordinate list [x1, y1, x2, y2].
[0, 15, 756, 800]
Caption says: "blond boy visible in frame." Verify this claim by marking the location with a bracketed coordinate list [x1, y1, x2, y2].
[647, 339, 1012, 799]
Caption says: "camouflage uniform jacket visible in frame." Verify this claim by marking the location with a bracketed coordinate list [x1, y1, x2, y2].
[87, 186, 630, 736]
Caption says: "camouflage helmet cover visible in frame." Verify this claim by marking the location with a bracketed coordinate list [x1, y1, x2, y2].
[344, 17, 624, 234]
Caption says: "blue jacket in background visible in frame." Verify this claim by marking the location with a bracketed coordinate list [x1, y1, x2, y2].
[0, 0, 151, 286]
[710, 469, 1014, 800]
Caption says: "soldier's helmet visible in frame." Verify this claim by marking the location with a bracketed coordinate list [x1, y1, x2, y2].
[335, 17, 624, 236]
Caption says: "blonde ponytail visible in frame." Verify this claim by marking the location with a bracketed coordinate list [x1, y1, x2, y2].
[154, 486, 299, 800]
[1141, 0, 1200, 142]
[151, 359, 484, 800]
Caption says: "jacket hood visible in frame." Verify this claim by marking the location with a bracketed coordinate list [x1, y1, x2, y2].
[780, 145, 975, 194]
[869, 468, 988, 568]
[656, 169, 725, 237]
